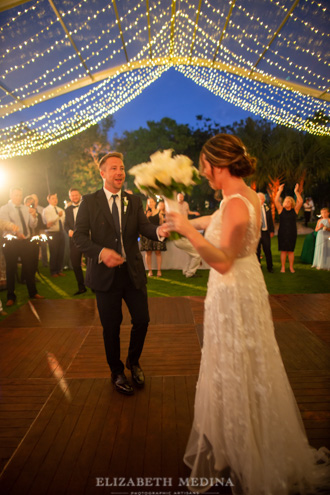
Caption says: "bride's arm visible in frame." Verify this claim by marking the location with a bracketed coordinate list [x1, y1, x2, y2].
[189, 215, 212, 231]
[168, 199, 249, 274]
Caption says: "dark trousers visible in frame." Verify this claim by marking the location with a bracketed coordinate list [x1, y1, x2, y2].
[69, 238, 85, 290]
[304, 210, 311, 226]
[95, 264, 149, 375]
[48, 231, 65, 275]
[21, 241, 39, 282]
[3, 238, 38, 300]
[257, 230, 273, 271]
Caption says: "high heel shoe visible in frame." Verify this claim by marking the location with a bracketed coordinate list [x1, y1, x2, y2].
[148, 271, 153, 277]
[157, 271, 162, 277]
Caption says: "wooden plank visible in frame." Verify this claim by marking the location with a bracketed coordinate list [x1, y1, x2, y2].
[303, 321, 330, 344]
[124, 380, 151, 479]
[0, 326, 89, 379]
[273, 294, 330, 321]
[1, 299, 99, 329]
[143, 377, 163, 476]
[0, 380, 81, 493]
[0, 379, 55, 473]
[66, 324, 201, 378]
[161, 376, 180, 478]
[275, 321, 330, 371]
[0, 295, 329, 494]
[65, 379, 115, 494]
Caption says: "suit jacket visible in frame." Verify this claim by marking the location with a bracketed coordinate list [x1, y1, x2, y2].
[73, 189, 158, 291]
[262, 204, 274, 234]
[64, 204, 77, 233]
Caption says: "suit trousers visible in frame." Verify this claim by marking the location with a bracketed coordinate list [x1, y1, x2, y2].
[3, 238, 38, 300]
[69, 238, 85, 290]
[257, 230, 273, 271]
[48, 231, 65, 275]
[95, 263, 149, 375]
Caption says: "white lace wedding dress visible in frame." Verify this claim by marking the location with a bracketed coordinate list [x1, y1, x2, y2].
[184, 194, 329, 494]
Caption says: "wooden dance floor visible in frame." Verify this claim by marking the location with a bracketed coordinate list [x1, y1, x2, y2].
[0, 294, 329, 494]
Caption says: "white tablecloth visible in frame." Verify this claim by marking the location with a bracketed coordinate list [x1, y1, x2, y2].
[141, 239, 209, 270]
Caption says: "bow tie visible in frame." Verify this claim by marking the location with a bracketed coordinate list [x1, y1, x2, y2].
[72, 204, 80, 208]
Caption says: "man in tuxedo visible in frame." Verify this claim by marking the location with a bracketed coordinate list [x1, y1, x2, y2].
[73, 152, 168, 395]
[257, 193, 274, 273]
[64, 188, 86, 295]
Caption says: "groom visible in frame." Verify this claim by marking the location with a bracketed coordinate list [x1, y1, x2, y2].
[73, 151, 167, 395]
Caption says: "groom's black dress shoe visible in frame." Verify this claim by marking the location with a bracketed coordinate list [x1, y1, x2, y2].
[126, 359, 145, 388]
[111, 373, 134, 395]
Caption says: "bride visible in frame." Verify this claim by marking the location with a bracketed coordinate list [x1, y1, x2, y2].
[166, 134, 329, 494]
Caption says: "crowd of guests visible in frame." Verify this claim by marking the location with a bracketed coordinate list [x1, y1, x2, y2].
[256, 188, 329, 274]
[0, 180, 328, 316]
[0, 187, 87, 316]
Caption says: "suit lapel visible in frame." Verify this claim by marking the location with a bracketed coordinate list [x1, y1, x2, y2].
[69, 206, 74, 227]
[121, 192, 130, 234]
[96, 189, 116, 232]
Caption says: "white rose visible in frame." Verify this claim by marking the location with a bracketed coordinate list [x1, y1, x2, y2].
[172, 155, 195, 186]
[129, 163, 157, 190]
[150, 149, 174, 168]
[153, 162, 172, 186]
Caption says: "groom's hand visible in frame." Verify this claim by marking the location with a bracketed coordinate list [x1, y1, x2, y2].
[100, 248, 124, 267]
[157, 224, 170, 238]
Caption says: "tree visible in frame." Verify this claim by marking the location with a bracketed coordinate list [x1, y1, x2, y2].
[114, 117, 196, 191]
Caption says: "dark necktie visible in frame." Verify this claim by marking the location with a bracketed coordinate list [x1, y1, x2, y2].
[16, 206, 28, 236]
[261, 206, 267, 230]
[111, 195, 122, 255]
[54, 207, 63, 231]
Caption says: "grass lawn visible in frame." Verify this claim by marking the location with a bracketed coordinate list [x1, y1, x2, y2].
[1, 234, 329, 321]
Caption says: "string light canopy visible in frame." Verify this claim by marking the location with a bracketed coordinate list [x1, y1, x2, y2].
[0, 0, 329, 159]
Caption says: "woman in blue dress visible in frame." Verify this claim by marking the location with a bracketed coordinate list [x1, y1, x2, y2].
[312, 207, 330, 270]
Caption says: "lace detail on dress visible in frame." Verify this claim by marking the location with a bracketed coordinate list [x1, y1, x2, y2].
[183, 194, 330, 494]
[205, 194, 259, 258]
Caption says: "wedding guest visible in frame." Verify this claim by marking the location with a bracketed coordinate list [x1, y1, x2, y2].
[0, 218, 19, 316]
[303, 197, 313, 227]
[43, 193, 66, 277]
[256, 192, 274, 273]
[166, 133, 329, 494]
[158, 199, 166, 223]
[73, 151, 168, 395]
[0, 188, 44, 306]
[173, 192, 201, 278]
[64, 188, 87, 295]
[312, 207, 330, 270]
[23, 195, 41, 281]
[274, 183, 303, 273]
[140, 197, 166, 277]
[31, 194, 48, 267]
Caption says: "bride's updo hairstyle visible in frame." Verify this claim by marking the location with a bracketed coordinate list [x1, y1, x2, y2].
[200, 134, 256, 178]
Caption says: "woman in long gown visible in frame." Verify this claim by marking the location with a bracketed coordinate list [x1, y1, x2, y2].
[166, 134, 329, 494]
[312, 207, 330, 270]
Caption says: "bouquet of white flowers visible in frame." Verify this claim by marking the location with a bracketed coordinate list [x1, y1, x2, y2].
[129, 149, 201, 238]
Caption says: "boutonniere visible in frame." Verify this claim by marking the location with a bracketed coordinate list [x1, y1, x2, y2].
[123, 197, 129, 214]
